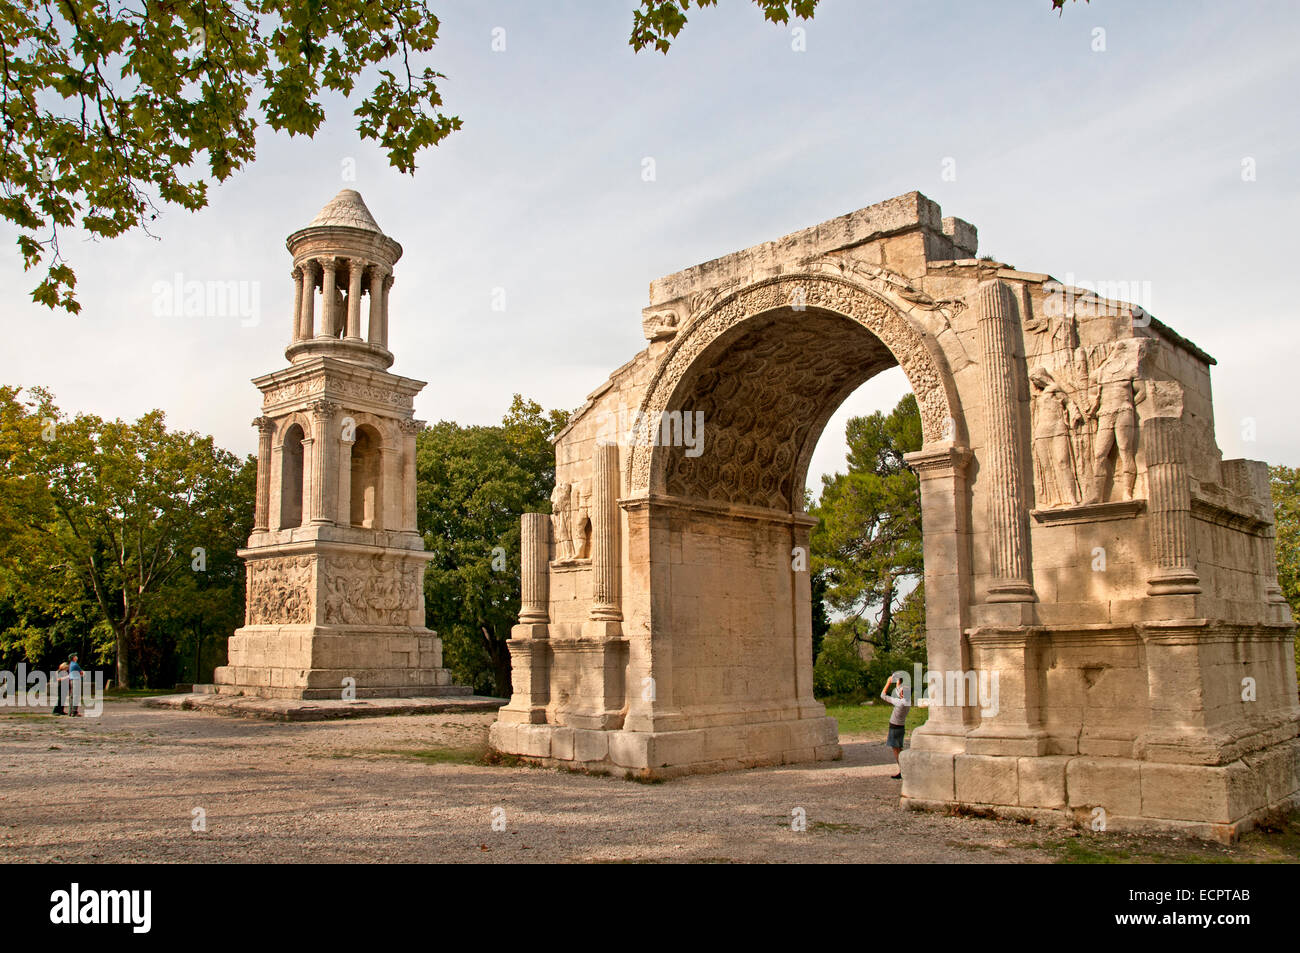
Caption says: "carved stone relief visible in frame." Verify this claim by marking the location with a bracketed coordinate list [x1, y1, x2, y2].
[1025, 310, 1165, 507]
[263, 375, 414, 409]
[246, 555, 314, 625]
[320, 554, 421, 626]
[551, 481, 591, 561]
[662, 311, 895, 510]
[631, 274, 961, 496]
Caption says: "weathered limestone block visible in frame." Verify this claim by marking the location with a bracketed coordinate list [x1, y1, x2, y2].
[1017, 756, 1068, 809]
[955, 754, 1019, 805]
[1066, 758, 1142, 818]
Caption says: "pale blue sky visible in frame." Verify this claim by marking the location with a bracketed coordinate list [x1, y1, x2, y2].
[2, 0, 1297, 490]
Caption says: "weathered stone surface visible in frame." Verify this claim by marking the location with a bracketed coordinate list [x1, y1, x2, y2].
[956, 754, 1019, 805]
[473, 189, 1298, 834]
[214, 191, 464, 701]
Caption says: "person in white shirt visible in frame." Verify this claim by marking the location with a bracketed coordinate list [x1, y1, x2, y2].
[881, 673, 911, 779]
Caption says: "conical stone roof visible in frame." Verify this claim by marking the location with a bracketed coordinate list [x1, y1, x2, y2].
[307, 189, 383, 233]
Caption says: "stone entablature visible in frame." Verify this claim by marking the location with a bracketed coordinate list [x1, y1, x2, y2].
[490, 189, 1298, 839]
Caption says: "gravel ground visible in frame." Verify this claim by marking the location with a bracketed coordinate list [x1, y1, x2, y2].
[0, 700, 1286, 864]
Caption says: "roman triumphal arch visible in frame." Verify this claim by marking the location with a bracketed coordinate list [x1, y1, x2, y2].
[489, 191, 1299, 838]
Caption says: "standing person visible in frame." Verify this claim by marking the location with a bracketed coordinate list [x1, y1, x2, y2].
[53, 662, 69, 715]
[67, 653, 82, 716]
[881, 673, 911, 780]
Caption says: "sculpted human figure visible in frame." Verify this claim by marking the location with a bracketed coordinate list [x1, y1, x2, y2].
[551, 482, 574, 561]
[569, 482, 590, 559]
[1087, 338, 1148, 502]
[1029, 366, 1083, 506]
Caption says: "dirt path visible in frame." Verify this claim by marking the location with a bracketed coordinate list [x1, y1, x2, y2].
[0, 701, 1289, 864]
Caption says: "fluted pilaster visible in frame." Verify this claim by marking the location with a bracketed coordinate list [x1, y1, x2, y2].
[399, 418, 422, 533]
[1143, 415, 1201, 594]
[590, 443, 622, 622]
[976, 280, 1035, 602]
[253, 416, 274, 532]
[520, 513, 551, 624]
[308, 400, 338, 524]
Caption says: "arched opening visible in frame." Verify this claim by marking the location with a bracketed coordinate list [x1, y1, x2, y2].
[350, 425, 384, 528]
[653, 307, 906, 722]
[280, 423, 305, 529]
[626, 274, 968, 773]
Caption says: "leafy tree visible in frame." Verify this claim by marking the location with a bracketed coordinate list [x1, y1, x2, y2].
[417, 395, 567, 697]
[1270, 464, 1300, 682]
[810, 567, 830, 661]
[812, 626, 867, 699]
[2, 0, 461, 311]
[631, 0, 818, 52]
[2, 0, 825, 312]
[811, 393, 924, 656]
[0, 387, 253, 686]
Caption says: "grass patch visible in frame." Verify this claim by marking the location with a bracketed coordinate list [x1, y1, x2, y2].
[1041, 812, 1300, 864]
[809, 820, 867, 834]
[1047, 836, 1235, 865]
[823, 701, 929, 738]
[345, 746, 488, 765]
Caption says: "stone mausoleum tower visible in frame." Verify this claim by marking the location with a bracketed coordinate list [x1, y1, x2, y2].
[214, 190, 462, 699]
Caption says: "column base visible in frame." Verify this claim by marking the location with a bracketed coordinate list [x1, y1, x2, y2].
[1147, 569, 1203, 596]
[488, 716, 841, 779]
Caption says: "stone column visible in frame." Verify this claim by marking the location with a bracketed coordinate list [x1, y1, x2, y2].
[268, 438, 285, 532]
[589, 442, 622, 622]
[252, 416, 274, 532]
[519, 513, 551, 624]
[902, 446, 973, 746]
[317, 258, 337, 339]
[367, 267, 385, 346]
[290, 269, 304, 343]
[297, 263, 316, 340]
[1143, 416, 1201, 594]
[381, 442, 401, 532]
[308, 400, 338, 524]
[399, 419, 422, 533]
[380, 274, 394, 348]
[976, 280, 1035, 603]
[345, 260, 364, 340]
[337, 425, 354, 526]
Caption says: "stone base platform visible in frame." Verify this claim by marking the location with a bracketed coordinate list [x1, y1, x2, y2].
[214, 624, 462, 699]
[900, 739, 1300, 843]
[144, 691, 504, 722]
[488, 716, 842, 779]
